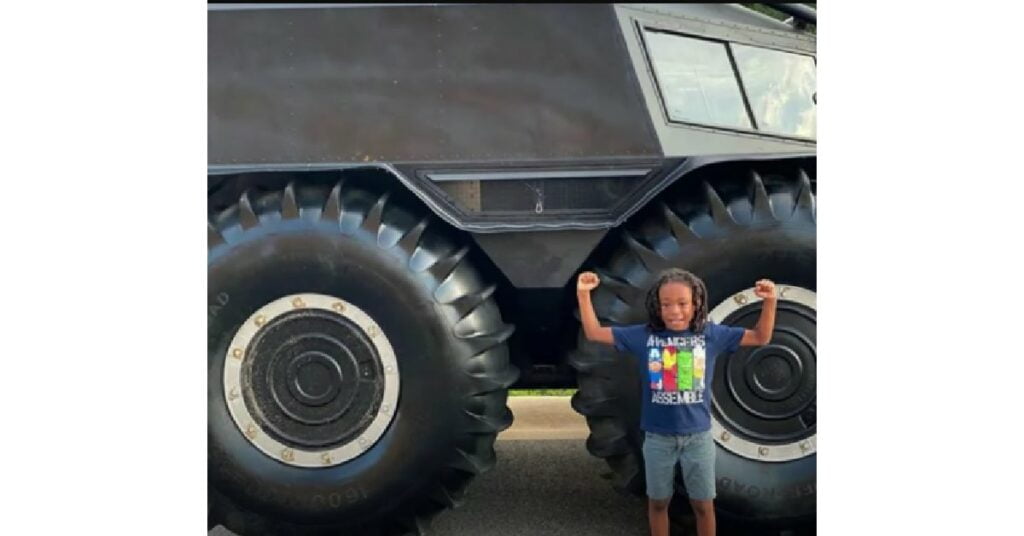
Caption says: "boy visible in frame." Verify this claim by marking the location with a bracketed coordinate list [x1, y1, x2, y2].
[576, 268, 776, 536]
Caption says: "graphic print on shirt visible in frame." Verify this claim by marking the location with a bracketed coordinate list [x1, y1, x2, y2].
[663, 347, 678, 391]
[648, 349, 663, 390]
[646, 334, 708, 406]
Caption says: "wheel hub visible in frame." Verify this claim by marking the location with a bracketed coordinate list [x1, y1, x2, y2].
[709, 286, 816, 462]
[745, 345, 801, 402]
[223, 294, 400, 467]
[286, 351, 342, 408]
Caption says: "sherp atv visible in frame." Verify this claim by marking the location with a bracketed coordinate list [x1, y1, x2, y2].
[208, 3, 816, 534]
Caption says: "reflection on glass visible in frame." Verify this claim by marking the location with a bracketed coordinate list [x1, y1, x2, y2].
[644, 30, 751, 130]
[732, 44, 816, 138]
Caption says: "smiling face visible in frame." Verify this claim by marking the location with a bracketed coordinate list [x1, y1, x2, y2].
[658, 281, 695, 332]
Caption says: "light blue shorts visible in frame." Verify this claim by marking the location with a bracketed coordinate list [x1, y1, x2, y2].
[642, 430, 716, 501]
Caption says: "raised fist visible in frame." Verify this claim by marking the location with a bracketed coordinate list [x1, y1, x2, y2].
[577, 271, 601, 292]
[754, 279, 777, 300]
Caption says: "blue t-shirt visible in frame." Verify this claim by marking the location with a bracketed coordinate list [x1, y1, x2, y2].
[612, 322, 745, 435]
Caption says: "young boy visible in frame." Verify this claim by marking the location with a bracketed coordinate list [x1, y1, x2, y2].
[576, 268, 777, 536]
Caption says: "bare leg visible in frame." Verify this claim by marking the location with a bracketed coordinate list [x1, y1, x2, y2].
[689, 499, 715, 536]
[648, 498, 670, 536]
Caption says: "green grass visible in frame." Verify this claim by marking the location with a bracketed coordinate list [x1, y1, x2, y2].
[508, 389, 577, 397]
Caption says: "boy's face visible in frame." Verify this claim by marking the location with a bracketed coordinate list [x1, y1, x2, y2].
[659, 282, 694, 331]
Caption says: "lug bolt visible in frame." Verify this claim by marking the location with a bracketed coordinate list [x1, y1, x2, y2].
[231, 348, 243, 360]
[735, 294, 748, 305]
[281, 449, 294, 462]
[333, 302, 346, 313]
[720, 431, 730, 441]
[254, 315, 266, 327]
[385, 365, 394, 374]
[758, 447, 769, 456]
[292, 297, 306, 308]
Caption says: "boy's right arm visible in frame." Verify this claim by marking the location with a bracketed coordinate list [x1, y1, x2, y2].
[577, 271, 615, 346]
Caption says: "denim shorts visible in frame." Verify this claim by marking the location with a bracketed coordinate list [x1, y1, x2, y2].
[642, 430, 716, 501]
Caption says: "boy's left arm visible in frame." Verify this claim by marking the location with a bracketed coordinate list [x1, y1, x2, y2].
[740, 279, 777, 346]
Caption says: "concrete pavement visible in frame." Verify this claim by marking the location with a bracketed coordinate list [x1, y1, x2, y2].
[498, 395, 589, 440]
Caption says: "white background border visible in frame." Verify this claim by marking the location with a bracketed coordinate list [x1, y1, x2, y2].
[2, 3, 1022, 535]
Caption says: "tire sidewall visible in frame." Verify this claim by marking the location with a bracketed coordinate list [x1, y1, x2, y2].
[208, 217, 464, 525]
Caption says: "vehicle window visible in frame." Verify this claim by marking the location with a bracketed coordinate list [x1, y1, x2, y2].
[643, 30, 752, 130]
[731, 43, 816, 138]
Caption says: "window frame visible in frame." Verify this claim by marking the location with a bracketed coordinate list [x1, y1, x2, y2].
[637, 24, 817, 142]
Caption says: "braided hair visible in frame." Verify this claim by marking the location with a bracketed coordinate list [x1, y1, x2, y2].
[645, 268, 709, 333]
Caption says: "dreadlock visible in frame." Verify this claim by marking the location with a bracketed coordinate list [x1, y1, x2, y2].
[645, 268, 709, 333]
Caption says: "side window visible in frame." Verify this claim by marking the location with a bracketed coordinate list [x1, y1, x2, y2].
[642, 27, 816, 140]
[732, 44, 816, 138]
[643, 30, 751, 130]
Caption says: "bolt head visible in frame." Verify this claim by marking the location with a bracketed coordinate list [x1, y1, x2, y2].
[321, 453, 332, 464]
[254, 315, 266, 327]
[720, 431, 730, 441]
[800, 441, 810, 451]
[281, 449, 294, 462]
[333, 302, 346, 313]
[735, 294, 748, 305]
[232, 348, 243, 359]
[292, 297, 305, 308]
[758, 447, 769, 456]
[245, 424, 257, 439]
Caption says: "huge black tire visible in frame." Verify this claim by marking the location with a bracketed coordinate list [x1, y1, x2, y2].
[208, 178, 518, 535]
[570, 163, 816, 531]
